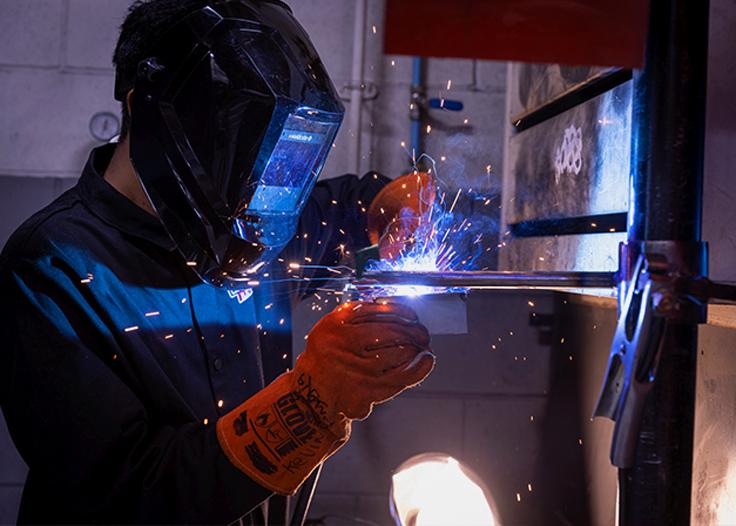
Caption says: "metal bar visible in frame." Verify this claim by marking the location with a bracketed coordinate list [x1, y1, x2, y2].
[347, 0, 367, 174]
[359, 270, 617, 289]
[508, 212, 627, 238]
[621, 0, 709, 523]
[511, 68, 632, 132]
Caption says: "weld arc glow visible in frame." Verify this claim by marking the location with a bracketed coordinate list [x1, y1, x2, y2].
[390, 454, 497, 526]
[362, 154, 497, 298]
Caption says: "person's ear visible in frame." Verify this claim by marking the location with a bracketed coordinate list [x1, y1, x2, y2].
[126, 90, 134, 115]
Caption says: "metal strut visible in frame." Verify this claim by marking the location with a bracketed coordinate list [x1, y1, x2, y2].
[357, 270, 617, 290]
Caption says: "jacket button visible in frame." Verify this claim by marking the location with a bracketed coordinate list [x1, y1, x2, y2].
[213, 358, 223, 371]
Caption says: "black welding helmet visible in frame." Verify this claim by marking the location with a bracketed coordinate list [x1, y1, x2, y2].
[118, 1, 343, 286]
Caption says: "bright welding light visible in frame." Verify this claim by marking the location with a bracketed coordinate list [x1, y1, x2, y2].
[384, 285, 436, 298]
[714, 460, 736, 524]
[390, 453, 497, 526]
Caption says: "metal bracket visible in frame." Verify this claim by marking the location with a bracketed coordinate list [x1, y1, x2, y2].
[339, 82, 380, 102]
[592, 240, 736, 468]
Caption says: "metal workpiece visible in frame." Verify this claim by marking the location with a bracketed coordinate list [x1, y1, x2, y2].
[357, 270, 617, 290]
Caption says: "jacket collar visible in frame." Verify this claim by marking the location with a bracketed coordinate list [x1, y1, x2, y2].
[77, 144, 177, 252]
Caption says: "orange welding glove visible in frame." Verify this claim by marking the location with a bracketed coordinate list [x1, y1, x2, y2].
[217, 301, 435, 495]
[367, 172, 436, 260]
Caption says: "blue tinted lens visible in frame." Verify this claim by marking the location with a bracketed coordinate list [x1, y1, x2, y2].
[248, 112, 336, 213]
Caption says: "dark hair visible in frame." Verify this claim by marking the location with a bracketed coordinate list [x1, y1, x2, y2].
[112, 0, 208, 140]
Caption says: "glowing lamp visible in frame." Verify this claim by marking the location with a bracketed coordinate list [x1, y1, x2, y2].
[390, 453, 497, 526]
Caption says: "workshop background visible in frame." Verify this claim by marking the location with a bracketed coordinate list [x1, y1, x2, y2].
[1, 0, 736, 525]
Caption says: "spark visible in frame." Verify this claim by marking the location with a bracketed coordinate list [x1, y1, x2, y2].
[186, 261, 197, 267]
[448, 188, 462, 215]
[124, 326, 139, 333]
[372, 24, 377, 34]
[446, 79, 452, 90]
[145, 311, 160, 317]
[353, 152, 501, 297]
[217, 400, 224, 408]
[203, 418, 209, 425]
[164, 334, 174, 340]
[516, 493, 522, 503]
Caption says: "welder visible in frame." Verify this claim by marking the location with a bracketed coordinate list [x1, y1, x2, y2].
[0, 1, 434, 524]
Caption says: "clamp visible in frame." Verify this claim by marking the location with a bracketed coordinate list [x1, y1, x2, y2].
[594, 241, 736, 468]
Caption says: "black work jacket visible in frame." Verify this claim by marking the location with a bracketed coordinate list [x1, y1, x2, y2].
[0, 145, 386, 525]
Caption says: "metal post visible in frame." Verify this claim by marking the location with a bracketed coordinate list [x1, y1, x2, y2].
[622, 0, 709, 523]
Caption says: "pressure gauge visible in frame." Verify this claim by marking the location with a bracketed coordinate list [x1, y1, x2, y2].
[89, 111, 121, 142]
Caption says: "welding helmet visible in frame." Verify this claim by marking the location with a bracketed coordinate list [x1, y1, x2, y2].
[118, 0, 343, 286]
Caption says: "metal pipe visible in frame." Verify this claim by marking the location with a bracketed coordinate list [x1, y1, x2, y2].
[628, 2, 708, 242]
[347, 0, 367, 174]
[410, 56, 423, 160]
[621, 0, 709, 523]
[359, 270, 617, 289]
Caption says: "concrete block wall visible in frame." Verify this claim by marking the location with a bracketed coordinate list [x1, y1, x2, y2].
[0, 0, 507, 523]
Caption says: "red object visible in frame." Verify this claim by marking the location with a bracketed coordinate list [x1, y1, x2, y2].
[384, 0, 650, 68]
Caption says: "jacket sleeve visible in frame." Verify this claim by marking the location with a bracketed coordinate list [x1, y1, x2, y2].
[0, 257, 272, 525]
[281, 172, 390, 300]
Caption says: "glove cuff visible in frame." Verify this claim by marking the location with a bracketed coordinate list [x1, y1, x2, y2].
[217, 372, 351, 495]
